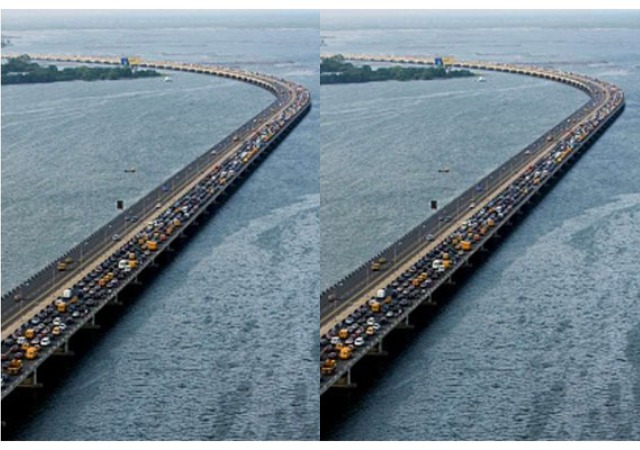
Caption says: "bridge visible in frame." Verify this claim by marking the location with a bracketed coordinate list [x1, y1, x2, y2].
[319, 54, 624, 395]
[0, 53, 311, 400]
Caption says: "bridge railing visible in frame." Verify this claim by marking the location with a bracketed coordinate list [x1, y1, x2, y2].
[1, 63, 298, 310]
[320, 87, 599, 316]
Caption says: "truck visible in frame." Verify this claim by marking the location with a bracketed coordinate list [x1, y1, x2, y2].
[25, 347, 38, 360]
[321, 359, 337, 375]
[7, 359, 23, 375]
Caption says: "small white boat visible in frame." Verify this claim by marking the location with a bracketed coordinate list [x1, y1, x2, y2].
[163, 76, 172, 82]
[478, 76, 486, 82]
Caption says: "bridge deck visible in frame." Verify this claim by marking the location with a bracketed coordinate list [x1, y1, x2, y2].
[319, 55, 624, 395]
[1, 54, 310, 400]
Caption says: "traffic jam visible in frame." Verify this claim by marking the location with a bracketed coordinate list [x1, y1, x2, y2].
[320, 78, 624, 384]
[1, 81, 310, 392]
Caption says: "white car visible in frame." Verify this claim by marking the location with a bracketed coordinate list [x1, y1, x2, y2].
[40, 337, 51, 347]
[354, 337, 365, 347]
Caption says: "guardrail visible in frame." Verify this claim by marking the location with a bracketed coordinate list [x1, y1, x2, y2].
[318, 55, 624, 393]
[320, 59, 605, 319]
[1, 97, 311, 400]
[1, 55, 299, 320]
[1, 53, 310, 399]
[320, 98, 624, 394]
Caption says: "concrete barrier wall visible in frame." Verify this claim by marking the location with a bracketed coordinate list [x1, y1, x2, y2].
[1, 61, 295, 307]
[320, 64, 601, 316]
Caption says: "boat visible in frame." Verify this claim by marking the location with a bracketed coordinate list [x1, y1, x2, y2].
[438, 167, 450, 173]
[124, 167, 136, 173]
[163, 76, 172, 82]
[478, 76, 486, 82]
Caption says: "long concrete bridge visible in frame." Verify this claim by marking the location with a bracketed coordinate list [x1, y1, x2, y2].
[319, 54, 624, 395]
[1, 53, 311, 400]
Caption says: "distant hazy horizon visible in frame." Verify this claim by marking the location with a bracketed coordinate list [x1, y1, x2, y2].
[321, 9, 640, 30]
[1, 9, 319, 31]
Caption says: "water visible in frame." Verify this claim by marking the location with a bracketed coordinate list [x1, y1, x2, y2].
[2, 11, 319, 440]
[321, 11, 640, 440]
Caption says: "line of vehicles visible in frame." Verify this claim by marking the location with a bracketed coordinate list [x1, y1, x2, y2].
[320, 76, 624, 383]
[1, 76, 310, 393]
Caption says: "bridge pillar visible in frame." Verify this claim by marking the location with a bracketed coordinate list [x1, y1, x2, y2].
[422, 294, 438, 307]
[20, 369, 43, 389]
[54, 339, 74, 356]
[368, 339, 388, 357]
[397, 314, 415, 330]
[83, 314, 101, 330]
[334, 369, 357, 389]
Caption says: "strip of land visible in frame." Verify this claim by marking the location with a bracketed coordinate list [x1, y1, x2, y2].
[320, 55, 474, 84]
[1, 55, 160, 85]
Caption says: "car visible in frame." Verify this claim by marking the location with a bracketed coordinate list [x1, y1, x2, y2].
[40, 337, 51, 347]
[426, 234, 435, 241]
[366, 317, 376, 326]
[386, 311, 394, 318]
[354, 337, 365, 347]
[344, 317, 354, 326]
[112, 234, 121, 241]
[330, 336, 341, 345]
[469, 202, 476, 209]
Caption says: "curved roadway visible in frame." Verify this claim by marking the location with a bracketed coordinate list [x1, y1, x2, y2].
[319, 54, 624, 394]
[1, 53, 310, 399]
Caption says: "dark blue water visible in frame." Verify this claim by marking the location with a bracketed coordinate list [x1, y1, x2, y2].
[2, 11, 319, 440]
[321, 11, 640, 440]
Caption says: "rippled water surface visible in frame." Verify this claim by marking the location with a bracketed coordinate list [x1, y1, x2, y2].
[321, 11, 640, 441]
[2, 11, 319, 440]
